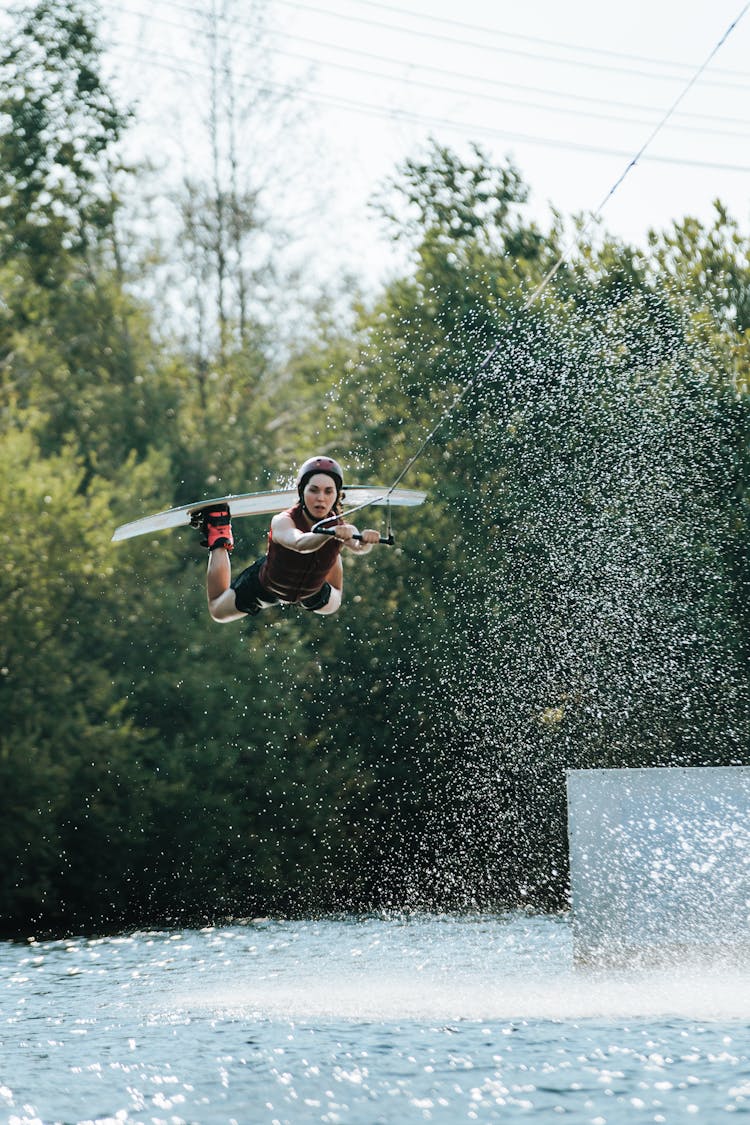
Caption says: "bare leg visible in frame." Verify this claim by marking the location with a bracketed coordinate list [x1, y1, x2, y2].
[315, 585, 342, 615]
[314, 556, 343, 616]
[206, 548, 246, 623]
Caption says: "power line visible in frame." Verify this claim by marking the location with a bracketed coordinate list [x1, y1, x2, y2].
[126, 0, 750, 83]
[104, 1, 750, 134]
[107, 40, 750, 172]
[106, 0, 750, 90]
[266, 46, 750, 141]
[269, 0, 750, 90]
[273, 30, 750, 126]
[285, 0, 750, 80]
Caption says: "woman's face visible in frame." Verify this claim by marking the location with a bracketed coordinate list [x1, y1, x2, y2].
[303, 473, 338, 519]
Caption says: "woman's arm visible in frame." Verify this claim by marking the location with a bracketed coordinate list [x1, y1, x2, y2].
[270, 512, 365, 553]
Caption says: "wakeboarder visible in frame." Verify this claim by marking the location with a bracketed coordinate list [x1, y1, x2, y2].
[194, 456, 381, 621]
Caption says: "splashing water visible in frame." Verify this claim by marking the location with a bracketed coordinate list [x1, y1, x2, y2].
[338, 282, 750, 912]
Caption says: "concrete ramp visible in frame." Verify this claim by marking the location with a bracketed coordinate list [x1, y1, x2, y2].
[566, 766, 750, 965]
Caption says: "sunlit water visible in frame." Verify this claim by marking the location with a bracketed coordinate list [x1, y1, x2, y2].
[3, 913, 750, 1124]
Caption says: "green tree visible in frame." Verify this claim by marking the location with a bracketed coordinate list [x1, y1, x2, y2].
[0, 0, 181, 475]
[0, 421, 172, 931]
[0, 0, 129, 284]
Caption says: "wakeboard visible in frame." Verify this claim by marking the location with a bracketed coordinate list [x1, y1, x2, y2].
[112, 486, 426, 543]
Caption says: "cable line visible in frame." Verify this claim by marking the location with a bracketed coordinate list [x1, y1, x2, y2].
[104, 28, 750, 141]
[274, 33, 750, 126]
[282, 0, 750, 79]
[108, 0, 750, 81]
[108, 41, 750, 171]
[105, 0, 750, 115]
[106, 0, 750, 89]
[270, 0, 750, 90]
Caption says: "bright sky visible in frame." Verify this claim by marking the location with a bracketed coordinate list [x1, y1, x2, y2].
[24, 0, 750, 287]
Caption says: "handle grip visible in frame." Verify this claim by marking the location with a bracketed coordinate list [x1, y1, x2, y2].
[313, 525, 394, 545]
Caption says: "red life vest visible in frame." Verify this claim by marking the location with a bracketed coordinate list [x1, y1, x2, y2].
[259, 503, 342, 602]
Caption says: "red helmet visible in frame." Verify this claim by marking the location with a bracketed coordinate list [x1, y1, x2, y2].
[296, 456, 344, 495]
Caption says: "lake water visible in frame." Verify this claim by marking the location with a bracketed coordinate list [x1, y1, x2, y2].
[3, 912, 750, 1124]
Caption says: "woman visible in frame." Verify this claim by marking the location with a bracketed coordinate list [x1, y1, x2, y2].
[195, 456, 380, 622]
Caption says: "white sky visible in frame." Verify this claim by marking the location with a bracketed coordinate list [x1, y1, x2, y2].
[20, 0, 750, 288]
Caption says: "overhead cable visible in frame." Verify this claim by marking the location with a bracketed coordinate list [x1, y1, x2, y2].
[279, 0, 750, 79]
[107, 40, 750, 171]
[107, 8, 750, 139]
[107, 0, 750, 90]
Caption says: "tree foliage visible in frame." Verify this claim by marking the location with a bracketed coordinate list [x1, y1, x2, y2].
[1, 6, 748, 935]
[0, 0, 128, 281]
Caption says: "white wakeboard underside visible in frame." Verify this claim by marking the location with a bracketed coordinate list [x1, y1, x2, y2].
[112, 487, 426, 542]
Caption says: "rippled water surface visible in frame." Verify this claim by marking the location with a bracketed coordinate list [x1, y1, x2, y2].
[3, 913, 750, 1124]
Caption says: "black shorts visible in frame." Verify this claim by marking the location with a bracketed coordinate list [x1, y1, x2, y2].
[230, 557, 280, 615]
[230, 557, 332, 614]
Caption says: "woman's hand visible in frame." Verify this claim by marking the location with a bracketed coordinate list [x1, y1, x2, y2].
[333, 522, 358, 541]
[333, 525, 381, 544]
